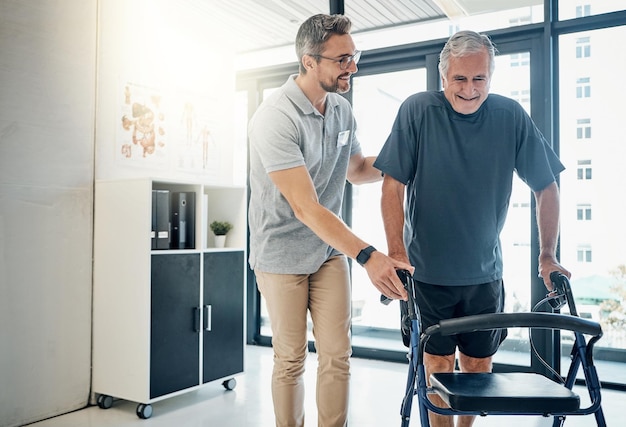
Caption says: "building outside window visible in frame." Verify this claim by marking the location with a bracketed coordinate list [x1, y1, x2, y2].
[576, 160, 592, 180]
[576, 4, 592, 17]
[576, 36, 591, 58]
[577, 246, 593, 263]
[510, 52, 530, 67]
[576, 77, 591, 98]
[577, 204, 592, 220]
[559, 22, 626, 365]
[576, 118, 591, 139]
[511, 89, 530, 106]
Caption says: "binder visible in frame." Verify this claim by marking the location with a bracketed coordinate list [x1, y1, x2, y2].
[171, 192, 195, 249]
[151, 190, 157, 249]
[154, 190, 171, 250]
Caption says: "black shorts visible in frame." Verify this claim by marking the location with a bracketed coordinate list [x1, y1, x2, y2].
[414, 279, 507, 358]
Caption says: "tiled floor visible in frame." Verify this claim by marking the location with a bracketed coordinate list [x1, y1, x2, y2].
[27, 344, 619, 426]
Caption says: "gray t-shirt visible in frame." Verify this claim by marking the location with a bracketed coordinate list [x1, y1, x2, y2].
[248, 75, 361, 274]
[374, 91, 564, 286]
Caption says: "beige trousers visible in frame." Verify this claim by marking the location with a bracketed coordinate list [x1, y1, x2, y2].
[255, 256, 352, 427]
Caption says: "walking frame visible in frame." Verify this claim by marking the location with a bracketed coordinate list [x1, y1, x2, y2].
[384, 270, 606, 426]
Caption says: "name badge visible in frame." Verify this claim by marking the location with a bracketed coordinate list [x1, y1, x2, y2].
[337, 130, 350, 147]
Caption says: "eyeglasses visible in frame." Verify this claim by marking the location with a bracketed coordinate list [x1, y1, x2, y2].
[312, 50, 361, 70]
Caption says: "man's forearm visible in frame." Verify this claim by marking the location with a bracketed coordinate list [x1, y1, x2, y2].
[535, 181, 560, 259]
[381, 176, 408, 260]
[348, 156, 383, 184]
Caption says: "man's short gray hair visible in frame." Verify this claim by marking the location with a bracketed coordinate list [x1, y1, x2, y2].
[439, 30, 497, 78]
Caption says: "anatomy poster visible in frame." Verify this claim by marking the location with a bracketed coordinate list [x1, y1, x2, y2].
[116, 81, 221, 180]
[176, 94, 221, 179]
[117, 82, 167, 165]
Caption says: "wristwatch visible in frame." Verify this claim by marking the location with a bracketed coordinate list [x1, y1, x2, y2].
[356, 245, 377, 266]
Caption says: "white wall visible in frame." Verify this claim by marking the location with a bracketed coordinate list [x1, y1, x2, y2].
[0, 1, 97, 426]
[95, 0, 236, 185]
[0, 1, 237, 426]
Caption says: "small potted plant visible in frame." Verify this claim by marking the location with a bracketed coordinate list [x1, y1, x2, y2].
[210, 220, 233, 248]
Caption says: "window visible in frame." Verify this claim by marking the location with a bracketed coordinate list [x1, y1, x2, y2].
[448, 23, 460, 36]
[350, 68, 426, 352]
[510, 52, 530, 67]
[511, 89, 530, 108]
[577, 246, 593, 263]
[559, 1, 623, 20]
[576, 118, 591, 139]
[509, 15, 532, 27]
[576, 77, 591, 98]
[577, 204, 592, 220]
[576, 37, 591, 58]
[560, 25, 626, 369]
[576, 160, 592, 180]
[576, 4, 592, 18]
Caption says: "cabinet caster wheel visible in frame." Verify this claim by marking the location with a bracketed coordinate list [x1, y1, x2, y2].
[222, 378, 237, 390]
[97, 394, 113, 409]
[136, 403, 153, 419]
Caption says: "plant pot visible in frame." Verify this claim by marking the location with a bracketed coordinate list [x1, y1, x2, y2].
[214, 234, 226, 248]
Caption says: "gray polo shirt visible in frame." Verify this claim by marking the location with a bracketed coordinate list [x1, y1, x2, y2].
[248, 75, 361, 274]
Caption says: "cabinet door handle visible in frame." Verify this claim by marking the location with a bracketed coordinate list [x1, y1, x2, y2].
[193, 307, 201, 332]
[204, 305, 212, 331]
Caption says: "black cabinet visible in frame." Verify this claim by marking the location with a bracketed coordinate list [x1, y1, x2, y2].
[149, 251, 245, 397]
[151, 253, 201, 398]
[203, 251, 245, 383]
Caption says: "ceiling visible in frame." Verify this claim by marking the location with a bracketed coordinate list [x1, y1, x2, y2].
[185, 0, 541, 54]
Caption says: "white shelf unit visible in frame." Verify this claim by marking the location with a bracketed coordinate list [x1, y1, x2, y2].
[203, 184, 247, 250]
[92, 178, 246, 419]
